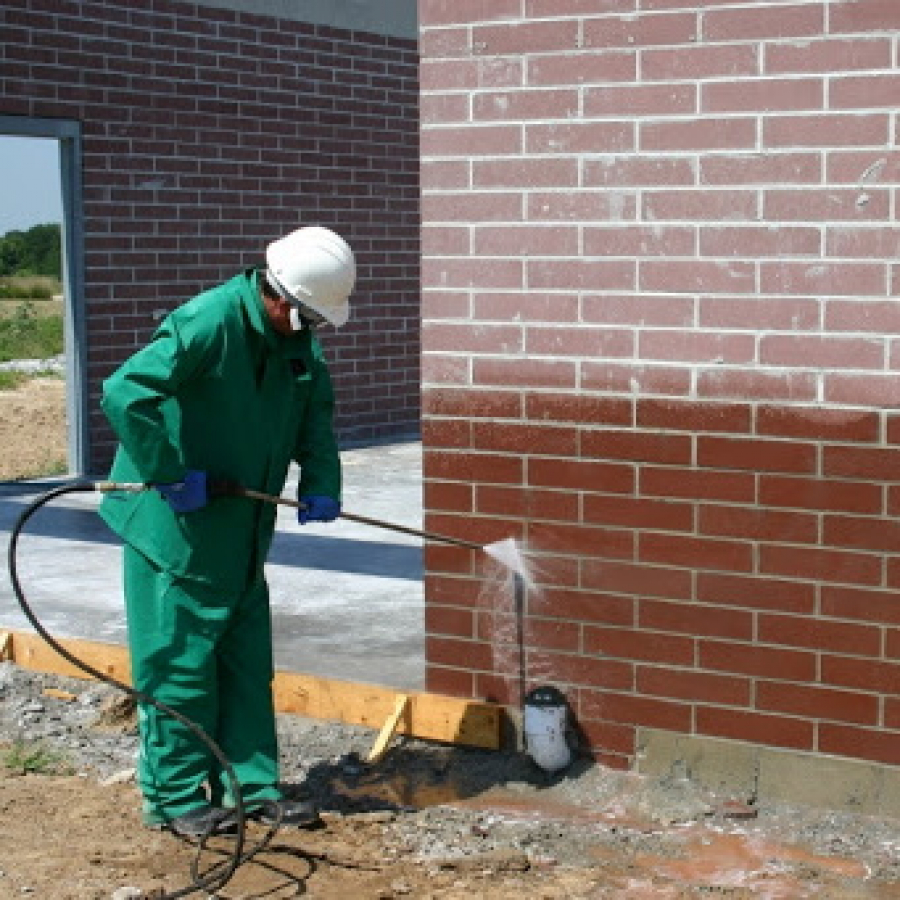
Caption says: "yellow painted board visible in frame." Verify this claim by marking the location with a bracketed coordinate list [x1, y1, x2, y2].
[2, 629, 501, 750]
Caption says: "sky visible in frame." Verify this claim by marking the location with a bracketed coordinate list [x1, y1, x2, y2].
[0, 135, 64, 236]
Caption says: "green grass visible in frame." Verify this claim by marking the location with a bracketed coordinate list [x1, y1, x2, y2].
[0, 276, 60, 301]
[0, 370, 28, 391]
[38, 455, 69, 477]
[0, 737, 73, 776]
[0, 301, 63, 363]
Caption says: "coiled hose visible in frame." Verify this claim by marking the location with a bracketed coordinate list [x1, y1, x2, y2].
[5, 480, 276, 898]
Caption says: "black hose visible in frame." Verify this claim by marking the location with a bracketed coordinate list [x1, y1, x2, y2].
[6, 480, 253, 898]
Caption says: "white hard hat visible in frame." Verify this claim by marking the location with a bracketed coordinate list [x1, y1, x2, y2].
[265, 226, 355, 327]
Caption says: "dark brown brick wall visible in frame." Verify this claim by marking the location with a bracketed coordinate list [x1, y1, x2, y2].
[0, 0, 420, 469]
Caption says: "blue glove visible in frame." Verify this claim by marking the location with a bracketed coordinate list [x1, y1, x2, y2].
[154, 469, 208, 513]
[298, 494, 341, 524]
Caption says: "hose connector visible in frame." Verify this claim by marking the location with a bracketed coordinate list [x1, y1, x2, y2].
[92, 480, 147, 493]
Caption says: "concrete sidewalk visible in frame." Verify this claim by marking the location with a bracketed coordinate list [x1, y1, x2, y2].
[0, 441, 425, 691]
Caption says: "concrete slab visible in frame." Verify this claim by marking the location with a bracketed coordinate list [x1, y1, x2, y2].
[0, 440, 426, 691]
[637, 727, 900, 817]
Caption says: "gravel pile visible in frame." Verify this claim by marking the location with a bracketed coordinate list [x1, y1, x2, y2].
[0, 355, 65, 374]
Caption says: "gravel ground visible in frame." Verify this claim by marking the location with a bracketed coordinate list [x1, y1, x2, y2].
[0, 355, 65, 374]
[1, 661, 899, 898]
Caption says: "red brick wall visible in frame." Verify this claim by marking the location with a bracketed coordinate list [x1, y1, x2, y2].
[420, 0, 900, 770]
[0, 0, 419, 469]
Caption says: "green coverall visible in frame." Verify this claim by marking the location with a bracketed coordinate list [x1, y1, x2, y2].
[98, 268, 340, 826]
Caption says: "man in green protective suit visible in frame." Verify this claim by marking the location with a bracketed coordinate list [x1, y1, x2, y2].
[98, 226, 356, 838]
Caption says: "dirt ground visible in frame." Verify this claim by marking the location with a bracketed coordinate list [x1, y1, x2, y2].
[0, 665, 898, 899]
[0, 375, 67, 480]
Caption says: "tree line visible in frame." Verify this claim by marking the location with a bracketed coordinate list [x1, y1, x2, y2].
[0, 223, 62, 279]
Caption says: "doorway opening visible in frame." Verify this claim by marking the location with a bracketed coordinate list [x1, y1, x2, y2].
[0, 117, 85, 482]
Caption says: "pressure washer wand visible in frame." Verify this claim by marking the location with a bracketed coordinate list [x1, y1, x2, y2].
[94, 480, 483, 551]
[227, 484, 483, 551]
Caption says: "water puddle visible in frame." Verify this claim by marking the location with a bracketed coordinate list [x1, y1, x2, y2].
[332, 773, 467, 810]
[629, 828, 874, 898]
[328, 770, 891, 897]
[330, 767, 655, 829]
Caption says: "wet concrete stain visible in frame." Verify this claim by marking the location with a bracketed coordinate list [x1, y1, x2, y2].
[330, 768, 898, 898]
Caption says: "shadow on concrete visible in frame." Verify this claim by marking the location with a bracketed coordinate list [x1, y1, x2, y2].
[0, 496, 422, 581]
[0, 496, 115, 543]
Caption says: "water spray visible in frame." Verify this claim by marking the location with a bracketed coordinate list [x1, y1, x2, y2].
[480, 538, 574, 773]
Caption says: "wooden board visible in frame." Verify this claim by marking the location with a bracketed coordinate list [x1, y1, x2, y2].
[367, 694, 409, 763]
[1, 629, 500, 750]
[9, 631, 131, 682]
[271, 672, 499, 749]
[42, 687, 77, 702]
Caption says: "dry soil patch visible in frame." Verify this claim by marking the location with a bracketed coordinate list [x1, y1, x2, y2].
[0, 375, 67, 480]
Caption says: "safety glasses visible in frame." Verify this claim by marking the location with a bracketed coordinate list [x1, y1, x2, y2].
[264, 274, 328, 327]
[292, 298, 328, 327]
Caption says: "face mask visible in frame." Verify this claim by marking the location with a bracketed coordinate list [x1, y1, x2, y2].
[289, 307, 305, 332]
